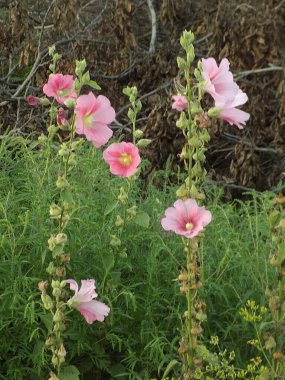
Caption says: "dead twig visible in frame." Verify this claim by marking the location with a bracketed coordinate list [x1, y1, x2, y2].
[235, 65, 283, 81]
[146, 0, 157, 54]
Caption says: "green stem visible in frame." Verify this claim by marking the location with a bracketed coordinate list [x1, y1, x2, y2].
[186, 241, 194, 369]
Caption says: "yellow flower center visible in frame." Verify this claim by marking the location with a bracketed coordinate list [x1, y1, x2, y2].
[185, 222, 194, 231]
[119, 153, 132, 166]
[83, 113, 94, 128]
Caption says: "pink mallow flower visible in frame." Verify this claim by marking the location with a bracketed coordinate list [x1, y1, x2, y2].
[26, 95, 40, 106]
[201, 58, 238, 103]
[161, 199, 212, 238]
[213, 89, 250, 129]
[43, 74, 77, 105]
[172, 95, 188, 111]
[103, 142, 141, 178]
[66, 279, 110, 325]
[75, 92, 115, 148]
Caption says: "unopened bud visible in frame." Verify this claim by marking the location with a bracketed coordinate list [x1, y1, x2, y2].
[55, 233, 67, 245]
[115, 215, 124, 228]
[134, 129, 144, 138]
[110, 235, 121, 247]
[127, 205, 137, 218]
[56, 175, 70, 189]
[49, 204, 62, 218]
[64, 98, 76, 108]
[136, 139, 151, 148]
[41, 294, 53, 310]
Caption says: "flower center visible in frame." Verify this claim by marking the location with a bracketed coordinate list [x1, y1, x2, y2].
[119, 153, 132, 166]
[57, 88, 71, 97]
[83, 113, 94, 128]
[185, 222, 194, 231]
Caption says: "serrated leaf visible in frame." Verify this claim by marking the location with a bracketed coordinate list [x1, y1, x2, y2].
[104, 201, 118, 216]
[133, 212, 150, 228]
[60, 365, 80, 380]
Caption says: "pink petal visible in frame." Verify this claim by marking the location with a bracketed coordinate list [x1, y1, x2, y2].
[79, 300, 110, 324]
[66, 279, 78, 293]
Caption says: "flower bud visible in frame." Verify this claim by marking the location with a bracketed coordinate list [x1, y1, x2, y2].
[52, 287, 61, 298]
[46, 261, 56, 275]
[56, 175, 70, 189]
[176, 184, 188, 198]
[26, 95, 40, 106]
[55, 233, 68, 245]
[40, 98, 50, 106]
[55, 267, 66, 277]
[136, 139, 152, 148]
[126, 205, 137, 218]
[115, 215, 124, 228]
[48, 235, 57, 251]
[110, 235, 121, 247]
[118, 187, 128, 203]
[49, 204, 62, 219]
[41, 294, 53, 310]
[57, 344, 66, 364]
[75, 59, 87, 77]
[208, 107, 220, 118]
[47, 125, 58, 135]
[49, 371, 59, 380]
[53, 309, 62, 323]
[38, 134, 47, 142]
[134, 129, 144, 138]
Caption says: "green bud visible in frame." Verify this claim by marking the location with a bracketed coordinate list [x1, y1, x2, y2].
[208, 107, 220, 118]
[58, 143, 69, 157]
[136, 139, 152, 148]
[75, 59, 87, 77]
[60, 280, 66, 288]
[189, 184, 198, 198]
[190, 101, 202, 115]
[188, 136, 202, 148]
[49, 203, 62, 219]
[177, 56, 187, 70]
[48, 235, 57, 251]
[126, 205, 137, 218]
[38, 134, 47, 142]
[176, 184, 188, 198]
[52, 287, 61, 298]
[56, 175, 70, 189]
[53, 309, 62, 323]
[176, 112, 188, 130]
[127, 108, 135, 121]
[187, 45, 195, 63]
[134, 129, 144, 139]
[118, 187, 128, 203]
[115, 215, 124, 228]
[110, 235, 121, 247]
[47, 125, 58, 135]
[51, 354, 60, 367]
[40, 98, 50, 106]
[179, 146, 188, 160]
[41, 294, 53, 310]
[48, 45, 56, 56]
[46, 261, 55, 275]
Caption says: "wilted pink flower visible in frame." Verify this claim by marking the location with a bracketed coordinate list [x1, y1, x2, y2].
[172, 95, 188, 111]
[161, 199, 212, 238]
[43, 74, 77, 105]
[201, 58, 238, 102]
[56, 108, 68, 126]
[214, 89, 250, 129]
[66, 279, 110, 325]
[26, 95, 40, 106]
[75, 92, 115, 148]
[103, 142, 141, 178]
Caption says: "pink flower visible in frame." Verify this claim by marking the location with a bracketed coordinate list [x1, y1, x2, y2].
[161, 199, 212, 238]
[43, 74, 77, 105]
[103, 142, 141, 178]
[26, 95, 40, 106]
[56, 108, 68, 126]
[215, 89, 250, 129]
[75, 92, 115, 148]
[201, 58, 238, 102]
[66, 279, 110, 324]
[172, 95, 188, 111]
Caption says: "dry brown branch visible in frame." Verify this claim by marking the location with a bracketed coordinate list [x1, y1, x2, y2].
[146, 0, 157, 54]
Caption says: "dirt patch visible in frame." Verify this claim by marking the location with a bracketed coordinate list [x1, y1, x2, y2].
[0, 0, 284, 196]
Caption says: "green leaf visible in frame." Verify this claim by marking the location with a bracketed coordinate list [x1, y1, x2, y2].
[162, 359, 178, 378]
[104, 201, 118, 216]
[88, 80, 101, 90]
[52, 244, 64, 258]
[60, 365, 80, 380]
[133, 212, 150, 228]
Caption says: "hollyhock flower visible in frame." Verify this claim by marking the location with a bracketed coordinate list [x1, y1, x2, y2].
[172, 95, 188, 111]
[26, 95, 40, 106]
[103, 142, 141, 178]
[56, 108, 68, 126]
[213, 89, 250, 129]
[75, 92, 115, 148]
[66, 279, 110, 324]
[201, 58, 238, 102]
[43, 74, 77, 105]
[161, 199, 212, 238]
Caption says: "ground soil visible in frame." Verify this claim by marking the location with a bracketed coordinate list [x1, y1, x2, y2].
[0, 0, 284, 197]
